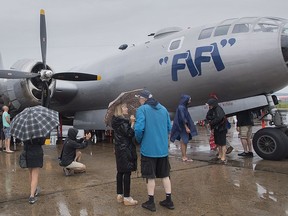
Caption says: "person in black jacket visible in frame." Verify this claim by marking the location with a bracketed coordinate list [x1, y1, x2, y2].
[111, 103, 138, 206]
[59, 128, 91, 176]
[206, 98, 227, 163]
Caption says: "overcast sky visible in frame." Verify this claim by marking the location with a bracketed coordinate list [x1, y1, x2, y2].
[0, 0, 288, 91]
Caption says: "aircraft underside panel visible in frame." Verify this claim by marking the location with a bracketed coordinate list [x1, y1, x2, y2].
[73, 109, 107, 130]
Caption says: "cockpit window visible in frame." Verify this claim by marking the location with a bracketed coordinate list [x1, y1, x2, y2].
[168, 37, 184, 51]
[232, 24, 251, 33]
[253, 23, 279, 33]
[198, 27, 214, 40]
[214, 25, 230, 36]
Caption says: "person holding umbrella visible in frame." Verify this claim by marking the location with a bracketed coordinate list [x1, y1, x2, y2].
[10, 105, 60, 204]
[111, 103, 138, 206]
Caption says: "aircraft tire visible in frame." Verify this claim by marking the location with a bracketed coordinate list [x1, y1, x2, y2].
[253, 128, 288, 161]
[280, 127, 288, 158]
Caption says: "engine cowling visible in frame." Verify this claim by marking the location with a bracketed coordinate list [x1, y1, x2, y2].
[0, 59, 56, 115]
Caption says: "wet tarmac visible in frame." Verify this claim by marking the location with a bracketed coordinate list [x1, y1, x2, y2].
[1, 125, 288, 216]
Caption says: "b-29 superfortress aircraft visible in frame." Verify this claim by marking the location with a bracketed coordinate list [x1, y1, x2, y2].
[0, 10, 288, 160]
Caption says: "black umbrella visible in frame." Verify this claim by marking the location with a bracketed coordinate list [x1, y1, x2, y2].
[10, 105, 59, 141]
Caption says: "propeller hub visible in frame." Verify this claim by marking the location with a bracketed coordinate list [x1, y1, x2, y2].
[40, 69, 53, 81]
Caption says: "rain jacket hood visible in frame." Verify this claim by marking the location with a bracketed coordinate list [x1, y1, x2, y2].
[67, 128, 78, 140]
[207, 98, 218, 107]
[144, 98, 159, 108]
[179, 94, 191, 107]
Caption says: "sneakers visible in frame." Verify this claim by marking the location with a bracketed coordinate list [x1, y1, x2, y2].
[28, 187, 40, 204]
[226, 146, 234, 154]
[142, 200, 156, 212]
[238, 152, 254, 157]
[123, 197, 138, 206]
[238, 152, 247, 156]
[248, 152, 254, 157]
[63, 168, 73, 176]
[117, 194, 124, 203]
[34, 187, 40, 197]
[159, 199, 175, 210]
[28, 196, 37, 204]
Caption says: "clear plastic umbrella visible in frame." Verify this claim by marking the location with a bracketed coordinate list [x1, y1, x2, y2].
[104, 89, 143, 127]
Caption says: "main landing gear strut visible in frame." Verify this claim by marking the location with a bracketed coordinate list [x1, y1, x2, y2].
[253, 94, 288, 160]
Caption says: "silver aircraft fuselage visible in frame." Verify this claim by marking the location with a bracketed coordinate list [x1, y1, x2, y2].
[51, 17, 288, 114]
[1, 17, 288, 126]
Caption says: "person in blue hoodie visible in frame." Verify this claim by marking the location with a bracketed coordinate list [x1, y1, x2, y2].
[134, 89, 174, 212]
[170, 95, 198, 162]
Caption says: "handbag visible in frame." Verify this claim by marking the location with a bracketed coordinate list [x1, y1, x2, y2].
[19, 151, 27, 168]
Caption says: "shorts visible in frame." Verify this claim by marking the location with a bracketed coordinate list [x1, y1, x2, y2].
[214, 129, 227, 146]
[239, 126, 252, 139]
[141, 155, 170, 179]
[66, 161, 85, 170]
[3, 127, 11, 139]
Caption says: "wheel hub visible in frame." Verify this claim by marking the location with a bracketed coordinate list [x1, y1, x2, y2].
[257, 135, 276, 154]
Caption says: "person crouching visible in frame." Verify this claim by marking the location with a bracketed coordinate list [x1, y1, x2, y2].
[59, 128, 91, 176]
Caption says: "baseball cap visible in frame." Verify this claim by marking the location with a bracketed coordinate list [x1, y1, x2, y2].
[135, 89, 153, 99]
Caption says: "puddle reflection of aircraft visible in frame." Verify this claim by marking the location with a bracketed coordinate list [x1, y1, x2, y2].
[0, 10, 288, 160]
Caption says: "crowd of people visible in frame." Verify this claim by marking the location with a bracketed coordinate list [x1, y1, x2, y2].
[103, 89, 254, 212]
[1, 89, 255, 210]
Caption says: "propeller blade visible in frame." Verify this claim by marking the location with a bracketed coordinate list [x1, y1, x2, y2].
[41, 81, 50, 107]
[40, 9, 47, 69]
[52, 72, 101, 81]
[0, 70, 39, 79]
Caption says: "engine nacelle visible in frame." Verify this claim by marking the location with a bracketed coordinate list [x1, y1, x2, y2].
[0, 59, 56, 115]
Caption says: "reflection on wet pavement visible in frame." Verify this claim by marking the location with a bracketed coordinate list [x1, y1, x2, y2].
[0, 124, 288, 215]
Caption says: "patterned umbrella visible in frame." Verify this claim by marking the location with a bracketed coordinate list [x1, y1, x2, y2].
[10, 105, 59, 141]
[104, 89, 143, 127]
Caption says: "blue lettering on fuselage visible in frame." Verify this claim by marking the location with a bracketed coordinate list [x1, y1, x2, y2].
[162, 38, 235, 81]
